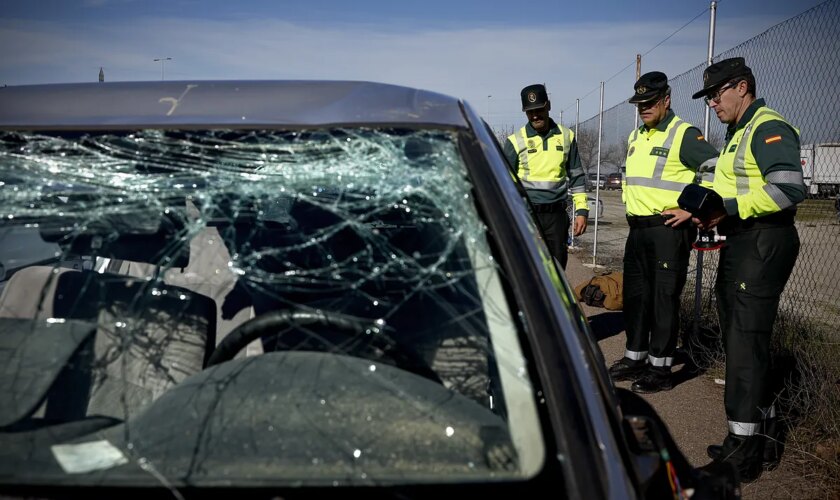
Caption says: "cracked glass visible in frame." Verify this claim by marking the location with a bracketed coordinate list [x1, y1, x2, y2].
[0, 127, 545, 487]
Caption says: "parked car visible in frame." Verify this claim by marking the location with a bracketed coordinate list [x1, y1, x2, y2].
[587, 172, 605, 192]
[0, 81, 733, 498]
[606, 173, 623, 190]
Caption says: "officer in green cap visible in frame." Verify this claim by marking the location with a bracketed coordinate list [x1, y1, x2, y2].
[691, 57, 805, 482]
[503, 83, 588, 269]
[607, 71, 718, 393]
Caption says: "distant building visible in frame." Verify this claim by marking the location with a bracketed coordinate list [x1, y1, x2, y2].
[99, 67, 104, 83]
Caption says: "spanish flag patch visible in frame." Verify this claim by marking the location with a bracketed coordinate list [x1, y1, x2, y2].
[765, 135, 782, 144]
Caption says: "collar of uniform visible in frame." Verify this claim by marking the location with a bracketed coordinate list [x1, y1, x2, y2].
[643, 109, 675, 133]
[726, 98, 766, 139]
[525, 118, 560, 138]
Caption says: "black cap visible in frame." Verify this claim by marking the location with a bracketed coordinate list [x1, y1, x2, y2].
[692, 57, 752, 99]
[520, 84, 549, 111]
[628, 71, 669, 104]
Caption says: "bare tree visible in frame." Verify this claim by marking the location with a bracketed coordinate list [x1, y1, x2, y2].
[575, 127, 599, 173]
[493, 125, 516, 146]
[603, 141, 629, 170]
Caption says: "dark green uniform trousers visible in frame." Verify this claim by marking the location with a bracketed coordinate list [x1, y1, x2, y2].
[715, 224, 799, 428]
[535, 202, 570, 269]
[623, 217, 696, 366]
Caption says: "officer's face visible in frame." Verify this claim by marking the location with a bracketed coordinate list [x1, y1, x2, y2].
[708, 80, 745, 124]
[526, 105, 550, 133]
[637, 94, 669, 128]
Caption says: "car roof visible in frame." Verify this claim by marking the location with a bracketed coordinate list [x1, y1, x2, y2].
[0, 80, 469, 130]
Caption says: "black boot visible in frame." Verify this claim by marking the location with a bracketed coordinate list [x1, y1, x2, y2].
[608, 357, 648, 382]
[762, 417, 782, 471]
[706, 418, 783, 471]
[704, 433, 764, 483]
[630, 366, 673, 394]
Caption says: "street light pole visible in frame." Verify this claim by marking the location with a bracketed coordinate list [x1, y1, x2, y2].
[486, 95, 492, 121]
[153, 57, 172, 81]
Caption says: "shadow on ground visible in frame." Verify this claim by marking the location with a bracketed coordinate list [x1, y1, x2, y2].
[587, 311, 625, 341]
[671, 350, 706, 388]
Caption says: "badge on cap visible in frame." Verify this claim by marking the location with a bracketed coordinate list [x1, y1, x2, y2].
[527, 92, 537, 103]
[636, 86, 647, 95]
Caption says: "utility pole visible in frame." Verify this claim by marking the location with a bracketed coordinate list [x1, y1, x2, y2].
[153, 57, 172, 81]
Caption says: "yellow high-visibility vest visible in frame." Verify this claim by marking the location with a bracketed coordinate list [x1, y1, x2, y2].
[507, 125, 587, 212]
[714, 106, 800, 218]
[624, 115, 695, 216]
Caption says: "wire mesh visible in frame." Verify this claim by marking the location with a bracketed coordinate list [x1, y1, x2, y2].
[577, 0, 840, 340]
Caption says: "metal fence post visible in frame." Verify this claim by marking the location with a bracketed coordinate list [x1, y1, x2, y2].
[691, 0, 718, 347]
[570, 99, 581, 250]
[592, 82, 605, 267]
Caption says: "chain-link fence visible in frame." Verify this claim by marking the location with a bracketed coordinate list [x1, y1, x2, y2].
[577, 0, 840, 343]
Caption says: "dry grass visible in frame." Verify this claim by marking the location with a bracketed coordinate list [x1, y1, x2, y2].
[682, 308, 840, 497]
[774, 324, 840, 497]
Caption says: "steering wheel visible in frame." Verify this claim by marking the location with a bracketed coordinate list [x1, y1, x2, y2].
[206, 310, 442, 383]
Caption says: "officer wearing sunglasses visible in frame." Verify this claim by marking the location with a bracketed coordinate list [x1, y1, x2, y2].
[691, 57, 806, 482]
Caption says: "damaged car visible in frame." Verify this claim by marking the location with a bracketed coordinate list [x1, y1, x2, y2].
[0, 81, 735, 498]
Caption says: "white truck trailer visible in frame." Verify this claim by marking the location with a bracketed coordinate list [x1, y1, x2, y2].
[801, 143, 840, 196]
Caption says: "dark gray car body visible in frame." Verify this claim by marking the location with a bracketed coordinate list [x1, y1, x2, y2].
[0, 81, 717, 499]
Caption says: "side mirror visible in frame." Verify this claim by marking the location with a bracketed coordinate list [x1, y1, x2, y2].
[617, 388, 741, 498]
[622, 414, 741, 499]
[622, 415, 674, 495]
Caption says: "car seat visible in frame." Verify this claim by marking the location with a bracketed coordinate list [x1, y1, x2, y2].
[0, 224, 216, 421]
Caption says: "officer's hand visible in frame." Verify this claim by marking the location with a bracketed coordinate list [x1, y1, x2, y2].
[573, 215, 587, 236]
[662, 208, 692, 227]
[692, 210, 727, 230]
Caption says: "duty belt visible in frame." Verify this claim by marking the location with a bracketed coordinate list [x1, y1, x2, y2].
[718, 209, 796, 235]
[531, 200, 567, 214]
[626, 214, 668, 229]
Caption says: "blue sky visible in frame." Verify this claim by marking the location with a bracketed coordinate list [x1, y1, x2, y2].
[0, 0, 828, 128]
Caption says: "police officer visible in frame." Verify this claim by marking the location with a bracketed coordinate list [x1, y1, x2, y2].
[504, 84, 588, 269]
[607, 72, 718, 393]
[691, 57, 805, 481]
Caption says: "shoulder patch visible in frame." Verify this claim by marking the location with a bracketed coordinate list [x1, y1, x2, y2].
[696, 135, 705, 140]
[765, 135, 782, 144]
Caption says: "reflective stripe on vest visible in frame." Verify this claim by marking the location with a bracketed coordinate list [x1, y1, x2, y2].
[714, 106, 800, 217]
[624, 116, 694, 216]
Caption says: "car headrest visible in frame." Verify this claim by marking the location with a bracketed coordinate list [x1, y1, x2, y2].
[39, 212, 189, 268]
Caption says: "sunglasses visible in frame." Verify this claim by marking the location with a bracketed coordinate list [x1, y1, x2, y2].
[636, 96, 665, 110]
[704, 80, 741, 105]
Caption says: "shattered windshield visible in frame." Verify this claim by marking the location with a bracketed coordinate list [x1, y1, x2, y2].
[0, 128, 545, 487]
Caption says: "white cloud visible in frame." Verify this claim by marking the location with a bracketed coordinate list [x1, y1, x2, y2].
[0, 12, 803, 128]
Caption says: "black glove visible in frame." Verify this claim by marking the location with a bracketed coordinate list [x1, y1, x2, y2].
[678, 184, 724, 220]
